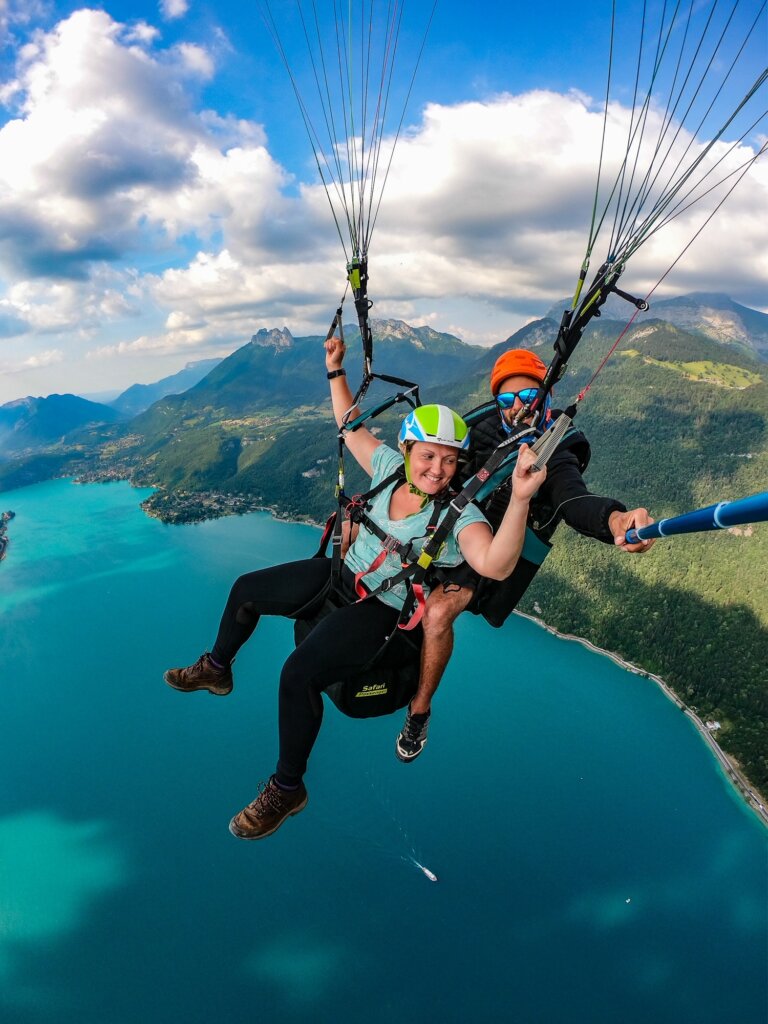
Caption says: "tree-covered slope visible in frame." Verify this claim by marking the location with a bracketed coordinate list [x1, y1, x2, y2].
[507, 323, 767, 792]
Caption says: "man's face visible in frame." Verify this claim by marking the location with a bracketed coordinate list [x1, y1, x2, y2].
[495, 374, 542, 428]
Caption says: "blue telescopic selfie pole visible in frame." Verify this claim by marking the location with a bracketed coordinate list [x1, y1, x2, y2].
[625, 490, 768, 544]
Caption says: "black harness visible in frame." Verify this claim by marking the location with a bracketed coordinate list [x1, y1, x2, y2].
[317, 465, 453, 630]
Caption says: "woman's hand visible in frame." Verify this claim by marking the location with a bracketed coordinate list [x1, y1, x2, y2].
[324, 333, 380, 476]
[459, 442, 547, 581]
[511, 443, 547, 504]
[325, 335, 346, 372]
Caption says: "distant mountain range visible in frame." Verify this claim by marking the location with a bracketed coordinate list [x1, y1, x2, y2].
[545, 291, 768, 361]
[0, 393, 123, 456]
[2, 294, 766, 473]
[109, 357, 221, 417]
[0, 357, 224, 458]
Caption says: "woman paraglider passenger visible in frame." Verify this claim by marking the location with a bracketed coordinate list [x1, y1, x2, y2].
[163, 336, 546, 841]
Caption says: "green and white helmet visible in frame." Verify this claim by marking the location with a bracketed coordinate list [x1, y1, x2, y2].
[398, 404, 470, 450]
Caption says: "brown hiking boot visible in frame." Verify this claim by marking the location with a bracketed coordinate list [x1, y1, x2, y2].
[163, 652, 233, 696]
[229, 776, 308, 840]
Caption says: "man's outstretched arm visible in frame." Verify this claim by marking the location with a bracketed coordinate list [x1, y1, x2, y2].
[545, 450, 654, 553]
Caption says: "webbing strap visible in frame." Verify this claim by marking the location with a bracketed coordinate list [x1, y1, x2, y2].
[342, 382, 419, 432]
[358, 559, 435, 631]
[522, 260, 628, 424]
[330, 469, 405, 583]
[318, 512, 336, 556]
[325, 305, 344, 343]
[354, 544, 393, 599]
[339, 471, 448, 630]
[400, 583, 426, 631]
[351, 484, 445, 600]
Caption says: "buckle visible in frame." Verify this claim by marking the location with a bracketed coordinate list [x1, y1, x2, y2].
[344, 494, 366, 521]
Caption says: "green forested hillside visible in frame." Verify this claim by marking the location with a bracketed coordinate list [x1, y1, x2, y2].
[494, 322, 768, 793]
[0, 393, 122, 453]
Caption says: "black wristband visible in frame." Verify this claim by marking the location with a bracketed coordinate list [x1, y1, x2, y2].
[327, 368, 346, 380]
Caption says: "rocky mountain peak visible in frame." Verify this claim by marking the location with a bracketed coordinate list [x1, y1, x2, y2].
[250, 327, 294, 349]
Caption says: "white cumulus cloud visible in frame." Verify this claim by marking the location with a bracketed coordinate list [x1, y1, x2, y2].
[131, 89, 768, 357]
[160, 0, 189, 21]
[0, 8, 250, 285]
[0, 4, 765, 401]
[175, 42, 214, 79]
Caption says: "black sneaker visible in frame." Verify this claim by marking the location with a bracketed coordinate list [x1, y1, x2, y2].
[163, 652, 233, 696]
[395, 705, 430, 762]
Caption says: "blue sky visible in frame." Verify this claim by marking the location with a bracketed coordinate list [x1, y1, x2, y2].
[0, 0, 766, 403]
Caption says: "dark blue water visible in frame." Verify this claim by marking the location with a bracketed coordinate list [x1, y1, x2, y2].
[0, 479, 765, 1023]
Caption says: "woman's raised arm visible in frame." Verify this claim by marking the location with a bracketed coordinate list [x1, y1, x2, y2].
[458, 444, 547, 580]
[325, 336, 381, 477]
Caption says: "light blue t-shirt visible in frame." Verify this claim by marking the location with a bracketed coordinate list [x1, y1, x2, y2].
[344, 444, 489, 611]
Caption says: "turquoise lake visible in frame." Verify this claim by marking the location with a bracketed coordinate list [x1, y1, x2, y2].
[0, 478, 765, 1023]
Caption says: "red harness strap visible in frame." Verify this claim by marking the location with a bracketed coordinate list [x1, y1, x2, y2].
[318, 512, 336, 553]
[398, 582, 426, 631]
[354, 535, 400, 599]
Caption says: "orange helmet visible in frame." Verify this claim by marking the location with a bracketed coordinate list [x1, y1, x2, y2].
[490, 349, 548, 396]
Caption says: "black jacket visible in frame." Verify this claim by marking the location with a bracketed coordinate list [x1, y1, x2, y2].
[465, 406, 625, 545]
[458, 406, 626, 626]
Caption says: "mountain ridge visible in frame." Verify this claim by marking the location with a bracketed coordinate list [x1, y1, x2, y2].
[544, 291, 768, 361]
[0, 393, 123, 456]
[110, 358, 222, 417]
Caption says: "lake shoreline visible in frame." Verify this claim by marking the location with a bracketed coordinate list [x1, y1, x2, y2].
[0, 509, 15, 563]
[144, 485, 768, 828]
[66, 478, 768, 828]
[515, 609, 768, 829]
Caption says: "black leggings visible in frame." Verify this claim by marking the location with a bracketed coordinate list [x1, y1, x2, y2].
[211, 559, 409, 785]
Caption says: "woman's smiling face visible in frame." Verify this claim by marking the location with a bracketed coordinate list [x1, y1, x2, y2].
[407, 441, 460, 494]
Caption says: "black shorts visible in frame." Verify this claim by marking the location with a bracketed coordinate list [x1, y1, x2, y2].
[440, 545, 552, 627]
[439, 561, 481, 592]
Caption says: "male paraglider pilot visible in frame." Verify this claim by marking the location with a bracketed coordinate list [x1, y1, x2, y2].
[393, 348, 655, 765]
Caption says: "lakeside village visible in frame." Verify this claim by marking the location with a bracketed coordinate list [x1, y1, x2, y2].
[139, 488, 266, 524]
[0, 510, 15, 561]
[70, 445, 320, 526]
[70, 458, 266, 526]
